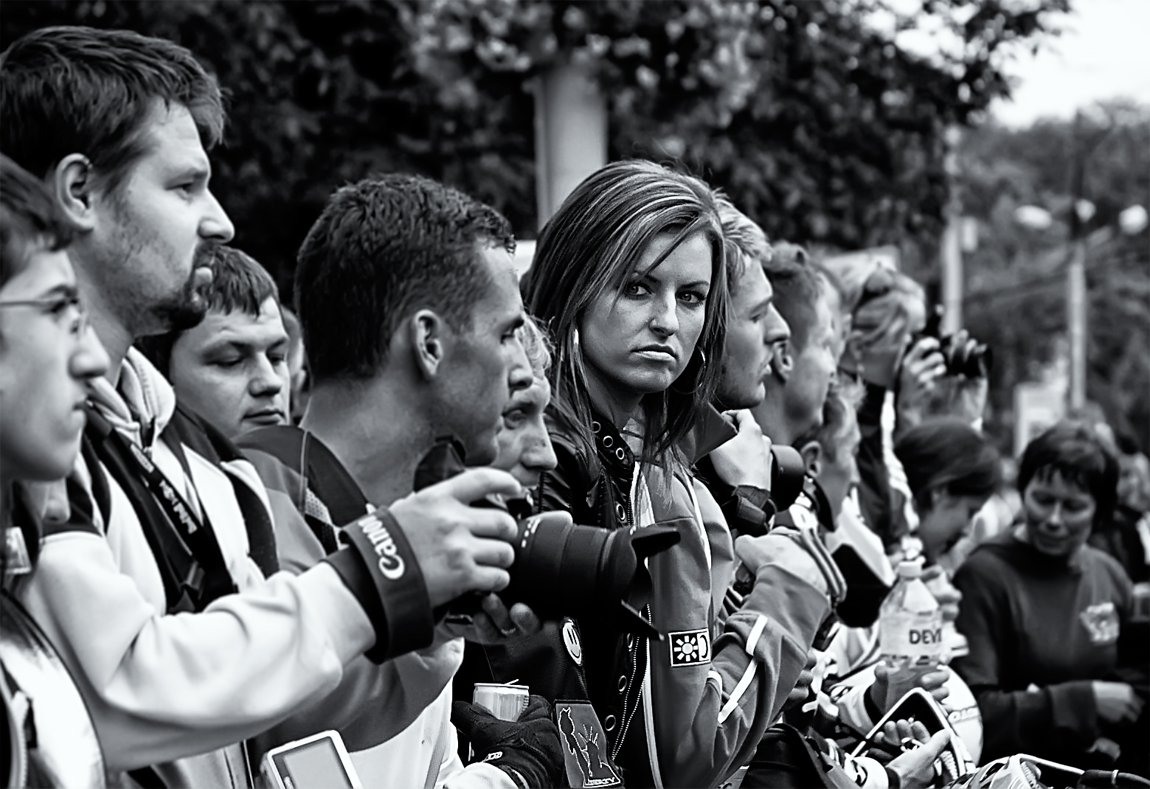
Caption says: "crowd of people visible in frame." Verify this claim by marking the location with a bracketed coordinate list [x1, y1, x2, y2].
[1, 24, 1147, 789]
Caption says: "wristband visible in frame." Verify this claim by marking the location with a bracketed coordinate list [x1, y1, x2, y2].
[324, 508, 434, 662]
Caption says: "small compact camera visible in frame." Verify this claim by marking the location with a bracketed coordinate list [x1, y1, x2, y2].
[260, 730, 362, 789]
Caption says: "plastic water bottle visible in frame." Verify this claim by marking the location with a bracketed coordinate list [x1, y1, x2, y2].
[922, 570, 969, 661]
[878, 558, 944, 708]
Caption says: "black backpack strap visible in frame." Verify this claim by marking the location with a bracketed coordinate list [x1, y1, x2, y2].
[240, 426, 370, 553]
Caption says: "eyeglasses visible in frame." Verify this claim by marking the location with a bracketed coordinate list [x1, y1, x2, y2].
[0, 294, 89, 337]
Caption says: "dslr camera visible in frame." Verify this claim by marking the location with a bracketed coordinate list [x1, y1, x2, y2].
[414, 439, 680, 640]
[914, 305, 991, 379]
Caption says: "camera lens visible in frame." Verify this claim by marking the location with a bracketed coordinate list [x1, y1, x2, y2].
[414, 439, 681, 639]
[502, 513, 679, 638]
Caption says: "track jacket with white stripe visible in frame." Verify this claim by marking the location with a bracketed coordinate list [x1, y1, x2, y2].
[526, 411, 832, 788]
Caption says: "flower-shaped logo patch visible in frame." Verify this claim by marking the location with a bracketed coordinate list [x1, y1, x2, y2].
[669, 628, 710, 667]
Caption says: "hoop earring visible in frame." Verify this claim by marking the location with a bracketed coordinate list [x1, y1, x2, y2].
[572, 326, 581, 350]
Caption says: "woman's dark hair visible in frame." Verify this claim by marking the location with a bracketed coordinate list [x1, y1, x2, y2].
[895, 418, 1002, 514]
[1017, 420, 1119, 527]
[521, 160, 728, 468]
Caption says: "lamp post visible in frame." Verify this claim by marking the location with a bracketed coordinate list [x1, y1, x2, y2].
[1065, 111, 1112, 412]
[940, 125, 964, 334]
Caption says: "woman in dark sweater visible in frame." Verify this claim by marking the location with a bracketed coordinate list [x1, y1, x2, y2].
[953, 422, 1147, 773]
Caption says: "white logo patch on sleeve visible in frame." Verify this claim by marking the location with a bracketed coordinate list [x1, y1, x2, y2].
[669, 629, 710, 667]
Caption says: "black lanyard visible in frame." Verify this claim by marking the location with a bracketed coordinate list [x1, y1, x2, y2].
[85, 408, 237, 613]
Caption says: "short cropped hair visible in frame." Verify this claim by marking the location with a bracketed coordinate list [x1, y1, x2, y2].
[296, 173, 514, 385]
[1, 26, 224, 192]
[762, 245, 825, 352]
[136, 245, 278, 375]
[202, 245, 279, 317]
[895, 418, 1002, 514]
[1, 154, 76, 288]
[714, 192, 771, 296]
[795, 378, 865, 467]
[1017, 420, 1119, 528]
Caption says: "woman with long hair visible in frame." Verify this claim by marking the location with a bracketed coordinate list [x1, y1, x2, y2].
[519, 160, 834, 787]
[523, 159, 728, 475]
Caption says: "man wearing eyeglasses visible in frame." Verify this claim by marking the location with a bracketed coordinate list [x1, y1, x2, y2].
[1, 26, 526, 787]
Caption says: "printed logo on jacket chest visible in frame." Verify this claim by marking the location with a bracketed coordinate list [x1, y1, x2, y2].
[1079, 601, 1120, 645]
[563, 618, 583, 666]
[669, 628, 710, 667]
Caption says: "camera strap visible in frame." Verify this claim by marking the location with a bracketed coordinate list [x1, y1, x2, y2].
[84, 408, 237, 614]
[239, 426, 372, 554]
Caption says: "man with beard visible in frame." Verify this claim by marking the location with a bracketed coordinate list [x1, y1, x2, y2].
[1, 26, 528, 787]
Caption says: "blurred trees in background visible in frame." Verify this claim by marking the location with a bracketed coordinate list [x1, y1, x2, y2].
[960, 102, 1150, 451]
[0, 0, 1070, 281]
[6, 0, 1146, 447]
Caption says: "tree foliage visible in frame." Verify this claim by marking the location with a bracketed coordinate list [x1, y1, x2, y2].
[406, 0, 1071, 253]
[17, 0, 1136, 447]
[960, 102, 1150, 451]
[1, 0, 1070, 292]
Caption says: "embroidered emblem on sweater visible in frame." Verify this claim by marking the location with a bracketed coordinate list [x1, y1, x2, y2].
[669, 628, 710, 667]
[1080, 601, 1119, 645]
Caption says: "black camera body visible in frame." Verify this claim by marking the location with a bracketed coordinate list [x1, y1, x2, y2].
[768, 444, 807, 514]
[916, 305, 991, 379]
[414, 439, 680, 640]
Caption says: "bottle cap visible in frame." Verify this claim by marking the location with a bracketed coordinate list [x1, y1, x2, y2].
[896, 557, 924, 578]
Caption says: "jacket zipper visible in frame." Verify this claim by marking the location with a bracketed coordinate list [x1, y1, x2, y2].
[611, 606, 649, 760]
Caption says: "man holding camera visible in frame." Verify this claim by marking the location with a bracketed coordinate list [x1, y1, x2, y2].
[237, 173, 563, 789]
[1, 26, 529, 786]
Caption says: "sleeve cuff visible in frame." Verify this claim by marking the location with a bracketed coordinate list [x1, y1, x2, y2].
[1048, 679, 1100, 744]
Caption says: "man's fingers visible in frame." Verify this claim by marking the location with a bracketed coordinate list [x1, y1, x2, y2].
[479, 593, 514, 632]
[467, 538, 516, 570]
[508, 603, 541, 635]
[909, 721, 931, 744]
[460, 509, 520, 541]
[732, 409, 761, 437]
[920, 669, 950, 689]
[909, 337, 940, 360]
[918, 729, 952, 759]
[435, 467, 524, 504]
[468, 566, 512, 595]
[881, 721, 899, 744]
